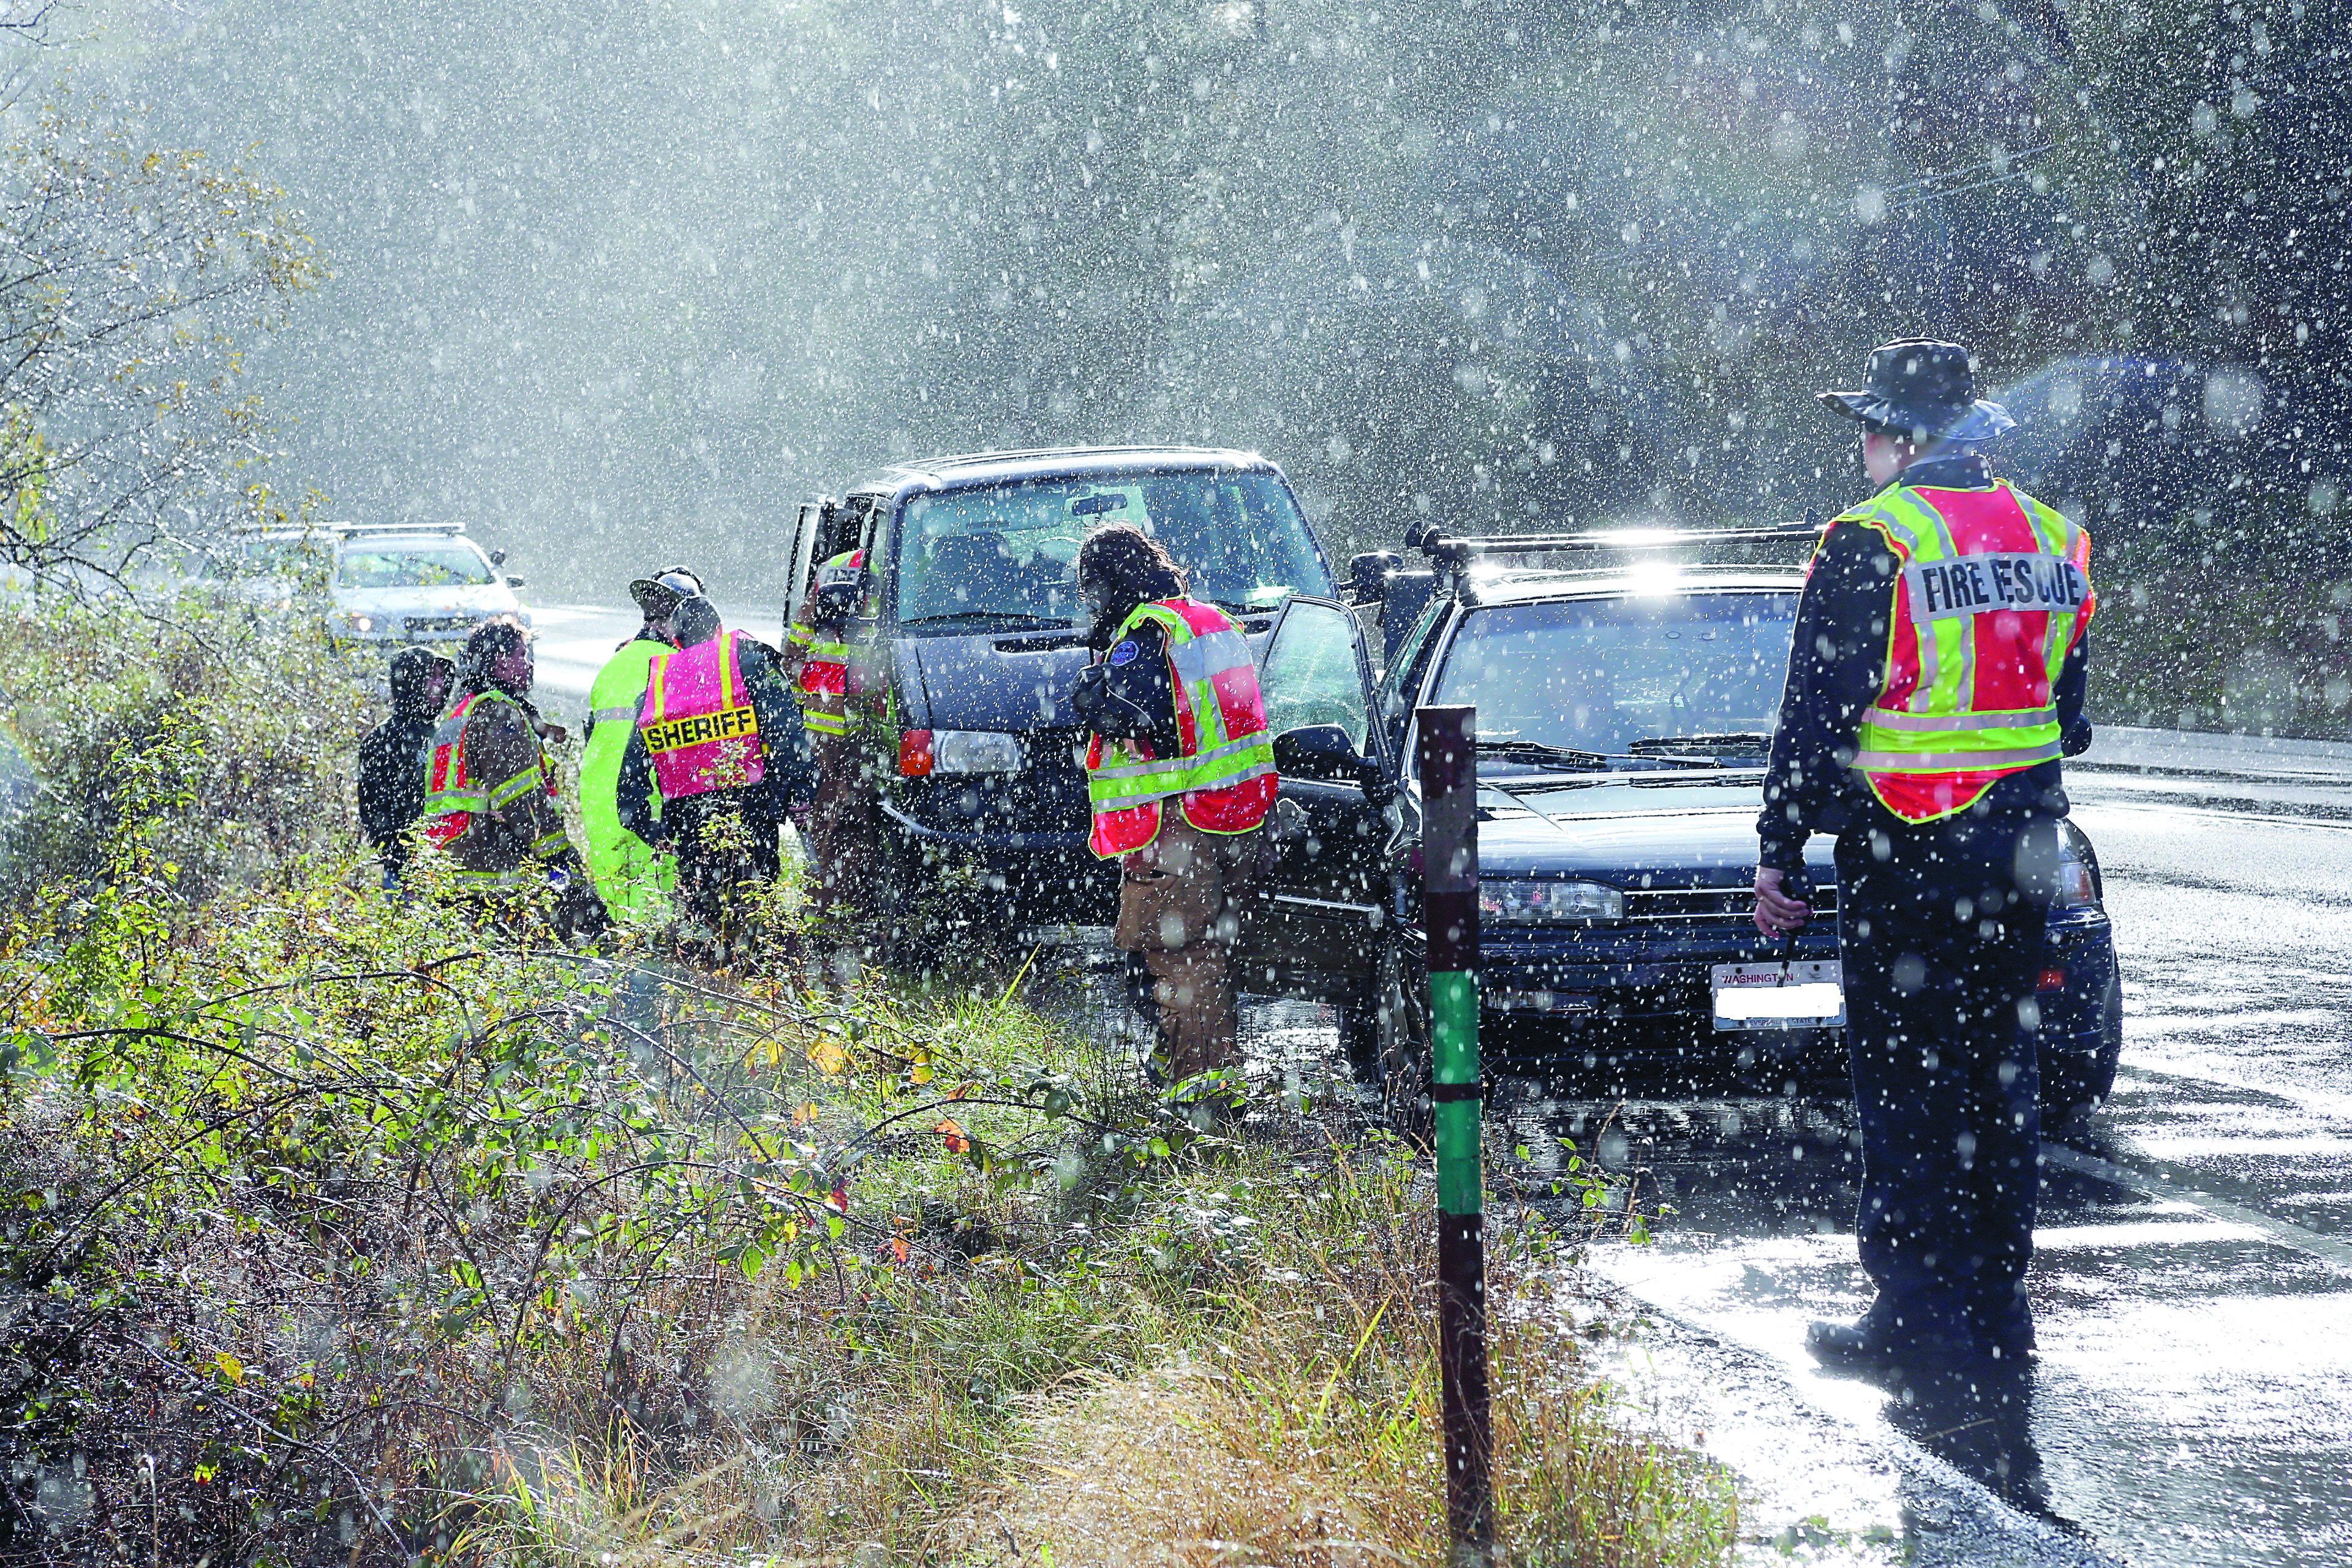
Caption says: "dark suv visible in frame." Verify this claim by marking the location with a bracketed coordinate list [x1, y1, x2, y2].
[781, 447, 1338, 919]
[1242, 527, 2124, 1126]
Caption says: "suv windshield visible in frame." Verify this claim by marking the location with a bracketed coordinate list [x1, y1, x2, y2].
[338, 544, 494, 589]
[896, 470, 1325, 627]
[1431, 591, 1796, 769]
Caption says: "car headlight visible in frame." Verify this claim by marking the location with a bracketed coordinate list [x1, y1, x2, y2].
[930, 729, 1024, 775]
[1478, 878, 1624, 924]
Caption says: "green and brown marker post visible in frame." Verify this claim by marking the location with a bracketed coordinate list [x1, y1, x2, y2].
[1418, 703, 1492, 1560]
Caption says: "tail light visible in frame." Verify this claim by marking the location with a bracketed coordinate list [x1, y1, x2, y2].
[2037, 965, 2067, 993]
[899, 729, 935, 777]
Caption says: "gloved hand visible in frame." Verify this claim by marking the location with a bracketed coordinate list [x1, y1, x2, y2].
[1071, 663, 1110, 715]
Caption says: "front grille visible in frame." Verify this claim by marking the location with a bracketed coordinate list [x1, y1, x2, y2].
[404, 615, 476, 633]
[1622, 884, 1839, 923]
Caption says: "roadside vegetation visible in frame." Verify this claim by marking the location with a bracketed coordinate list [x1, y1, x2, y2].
[0, 597, 1736, 1566]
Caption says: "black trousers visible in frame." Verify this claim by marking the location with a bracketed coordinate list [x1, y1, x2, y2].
[669, 791, 782, 930]
[1834, 803, 2058, 1351]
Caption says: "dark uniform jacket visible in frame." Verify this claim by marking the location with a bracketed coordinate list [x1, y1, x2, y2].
[1756, 454, 2092, 873]
[1071, 619, 1180, 752]
[616, 636, 816, 846]
[356, 714, 436, 874]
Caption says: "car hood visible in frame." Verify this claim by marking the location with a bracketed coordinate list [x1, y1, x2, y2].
[907, 629, 1096, 731]
[905, 619, 1275, 733]
[334, 584, 519, 617]
[1471, 771, 1836, 884]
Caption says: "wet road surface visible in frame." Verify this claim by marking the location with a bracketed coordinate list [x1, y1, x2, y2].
[1559, 783, 2352, 1567]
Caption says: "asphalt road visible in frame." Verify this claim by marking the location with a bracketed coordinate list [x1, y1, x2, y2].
[1568, 777, 2352, 1568]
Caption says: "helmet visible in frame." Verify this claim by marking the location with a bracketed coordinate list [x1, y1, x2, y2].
[628, 565, 706, 616]
[1818, 339, 2016, 445]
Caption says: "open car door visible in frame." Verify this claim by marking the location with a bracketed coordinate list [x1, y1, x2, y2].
[1238, 596, 1393, 1003]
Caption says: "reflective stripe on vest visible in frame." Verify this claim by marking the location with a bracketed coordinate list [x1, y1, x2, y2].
[794, 549, 861, 735]
[418, 690, 557, 867]
[1084, 598, 1276, 858]
[1840, 478, 2094, 823]
[641, 631, 768, 800]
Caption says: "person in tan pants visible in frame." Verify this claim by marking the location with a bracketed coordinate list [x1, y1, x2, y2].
[1112, 814, 1262, 1079]
[1070, 524, 1277, 1081]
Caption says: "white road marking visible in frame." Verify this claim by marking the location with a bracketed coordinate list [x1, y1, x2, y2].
[2040, 1140, 2352, 1277]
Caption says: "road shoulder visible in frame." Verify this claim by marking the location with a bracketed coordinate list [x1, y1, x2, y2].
[1569, 1268, 2125, 1568]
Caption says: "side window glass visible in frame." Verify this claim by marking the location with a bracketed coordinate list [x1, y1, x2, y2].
[1373, 592, 1447, 732]
[1259, 599, 1371, 752]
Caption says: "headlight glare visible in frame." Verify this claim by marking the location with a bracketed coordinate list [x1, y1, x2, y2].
[931, 729, 1023, 774]
[1478, 878, 1624, 924]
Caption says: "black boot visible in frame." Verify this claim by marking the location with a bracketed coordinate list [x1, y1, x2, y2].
[1808, 1297, 1973, 1378]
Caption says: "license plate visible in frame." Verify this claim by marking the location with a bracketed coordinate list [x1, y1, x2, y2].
[1710, 960, 1845, 1031]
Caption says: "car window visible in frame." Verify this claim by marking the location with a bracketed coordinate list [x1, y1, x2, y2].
[338, 545, 495, 589]
[895, 471, 1328, 626]
[1374, 589, 1449, 729]
[1259, 599, 1370, 752]
[1430, 592, 1797, 766]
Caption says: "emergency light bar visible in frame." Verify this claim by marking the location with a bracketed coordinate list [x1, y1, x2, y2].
[1404, 519, 1819, 567]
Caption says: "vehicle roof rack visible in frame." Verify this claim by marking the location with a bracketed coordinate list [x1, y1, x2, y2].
[1403, 519, 1819, 567]
[331, 520, 467, 537]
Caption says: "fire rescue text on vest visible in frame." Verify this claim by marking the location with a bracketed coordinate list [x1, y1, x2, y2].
[1905, 554, 2089, 622]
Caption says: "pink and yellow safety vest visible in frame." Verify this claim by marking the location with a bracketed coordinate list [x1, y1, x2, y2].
[1839, 477, 2095, 823]
[638, 631, 769, 801]
[1084, 597, 1276, 858]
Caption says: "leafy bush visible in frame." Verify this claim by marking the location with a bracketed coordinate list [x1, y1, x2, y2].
[2088, 500, 2352, 739]
[0, 598, 369, 911]
[0, 597, 1730, 1568]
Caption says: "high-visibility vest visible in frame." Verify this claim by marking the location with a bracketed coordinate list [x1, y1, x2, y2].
[1084, 597, 1276, 858]
[639, 631, 768, 801]
[417, 690, 562, 881]
[1840, 477, 2095, 823]
[582, 636, 674, 918]
[787, 549, 862, 737]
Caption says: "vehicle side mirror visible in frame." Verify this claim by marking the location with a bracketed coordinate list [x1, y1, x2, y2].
[505, 575, 526, 589]
[1272, 723, 1393, 807]
[1346, 551, 1401, 604]
[489, 548, 508, 567]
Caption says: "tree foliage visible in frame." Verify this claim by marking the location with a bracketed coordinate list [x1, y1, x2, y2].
[0, 85, 325, 589]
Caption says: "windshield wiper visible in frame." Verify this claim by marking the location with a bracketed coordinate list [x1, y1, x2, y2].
[1628, 733, 1773, 758]
[1474, 739, 1611, 772]
[900, 611, 1071, 630]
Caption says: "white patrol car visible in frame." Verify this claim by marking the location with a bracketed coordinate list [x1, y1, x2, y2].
[198, 522, 532, 647]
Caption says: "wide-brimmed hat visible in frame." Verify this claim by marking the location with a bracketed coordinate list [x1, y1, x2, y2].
[1819, 339, 2017, 444]
[628, 565, 704, 615]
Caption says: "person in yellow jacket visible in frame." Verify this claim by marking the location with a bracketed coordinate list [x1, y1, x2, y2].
[579, 567, 699, 921]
